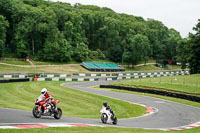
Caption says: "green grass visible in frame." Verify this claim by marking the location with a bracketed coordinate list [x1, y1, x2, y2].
[32, 61, 69, 65]
[0, 60, 30, 65]
[0, 64, 41, 74]
[111, 74, 200, 94]
[0, 64, 88, 74]
[0, 81, 146, 119]
[125, 64, 182, 71]
[125, 65, 164, 71]
[1, 125, 200, 133]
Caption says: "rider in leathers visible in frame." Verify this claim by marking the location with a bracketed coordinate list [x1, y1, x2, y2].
[102, 101, 115, 117]
[41, 88, 55, 113]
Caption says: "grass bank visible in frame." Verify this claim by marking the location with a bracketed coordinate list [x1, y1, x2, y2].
[0, 81, 146, 119]
[111, 74, 200, 94]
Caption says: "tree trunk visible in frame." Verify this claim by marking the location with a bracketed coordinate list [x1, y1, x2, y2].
[32, 35, 34, 55]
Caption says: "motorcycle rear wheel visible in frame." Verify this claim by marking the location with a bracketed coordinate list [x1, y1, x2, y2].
[32, 106, 42, 118]
[54, 107, 62, 119]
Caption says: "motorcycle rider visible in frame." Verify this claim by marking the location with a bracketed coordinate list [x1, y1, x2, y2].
[102, 101, 115, 117]
[41, 88, 55, 113]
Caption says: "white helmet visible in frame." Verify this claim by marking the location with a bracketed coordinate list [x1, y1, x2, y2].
[41, 88, 47, 95]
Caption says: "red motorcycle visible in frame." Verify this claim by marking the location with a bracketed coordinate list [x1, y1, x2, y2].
[32, 94, 62, 119]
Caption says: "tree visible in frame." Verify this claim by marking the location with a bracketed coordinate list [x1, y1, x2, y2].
[123, 34, 150, 67]
[146, 19, 169, 59]
[176, 39, 188, 69]
[73, 43, 88, 62]
[186, 19, 200, 74]
[163, 29, 182, 60]
[0, 15, 9, 57]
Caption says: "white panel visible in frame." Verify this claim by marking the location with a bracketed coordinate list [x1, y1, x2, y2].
[78, 78, 84, 81]
[65, 78, 72, 81]
[47, 75, 54, 78]
[37, 78, 45, 81]
[89, 79, 95, 81]
[107, 78, 112, 81]
[91, 74, 96, 76]
[3, 75, 12, 78]
[117, 77, 122, 80]
[19, 75, 25, 78]
[60, 74, 66, 77]
[52, 78, 59, 81]
[101, 74, 106, 77]
[118, 73, 123, 76]
[79, 73, 86, 76]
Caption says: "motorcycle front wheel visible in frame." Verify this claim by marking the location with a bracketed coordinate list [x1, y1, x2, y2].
[54, 107, 62, 119]
[32, 106, 42, 118]
[101, 113, 108, 124]
[112, 117, 117, 125]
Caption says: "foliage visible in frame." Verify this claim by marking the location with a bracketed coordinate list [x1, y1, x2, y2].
[176, 19, 200, 74]
[0, 15, 9, 57]
[122, 34, 150, 67]
[0, 0, 183, 64]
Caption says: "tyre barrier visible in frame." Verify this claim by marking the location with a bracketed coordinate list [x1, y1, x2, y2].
[33, 78, 99, 82]
[100, 85, 200, 103]
[0, 78, 30, 83]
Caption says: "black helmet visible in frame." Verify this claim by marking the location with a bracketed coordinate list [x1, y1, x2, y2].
[103, 101, 107, 107]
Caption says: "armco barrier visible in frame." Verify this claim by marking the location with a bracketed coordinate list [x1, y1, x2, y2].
[106, 70, 189, 81]
[0, 78, 30, 83]
[100, 85, 200, 103]
[0, 70, 189, 79]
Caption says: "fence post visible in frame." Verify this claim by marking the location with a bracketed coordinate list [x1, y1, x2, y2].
[171, 76, 172, 83]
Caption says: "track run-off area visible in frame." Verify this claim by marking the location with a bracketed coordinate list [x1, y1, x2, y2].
[0, 80, 200, 131]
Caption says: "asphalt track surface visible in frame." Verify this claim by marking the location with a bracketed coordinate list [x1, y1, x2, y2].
[1, 80, 200, 130]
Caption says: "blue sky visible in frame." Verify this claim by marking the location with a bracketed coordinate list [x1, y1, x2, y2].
[52, 0, 200, 38]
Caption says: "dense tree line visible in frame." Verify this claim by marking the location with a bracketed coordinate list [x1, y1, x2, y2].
[176, 19, 200, 74]
[0, 0, 182, 65]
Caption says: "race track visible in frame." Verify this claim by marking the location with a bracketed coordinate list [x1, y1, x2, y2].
[1, 80, 200, 130]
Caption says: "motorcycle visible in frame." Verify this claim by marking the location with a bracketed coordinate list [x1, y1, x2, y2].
[100, 107, 117, 125]
[32, 94, 62, 119]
